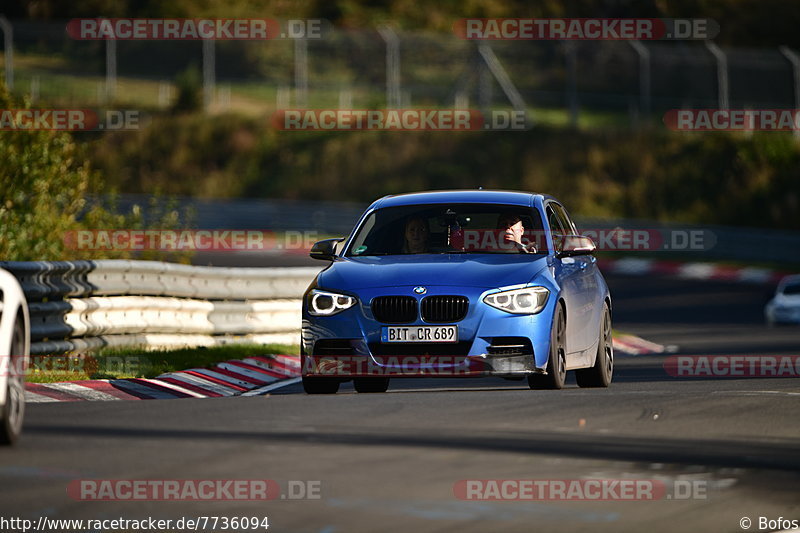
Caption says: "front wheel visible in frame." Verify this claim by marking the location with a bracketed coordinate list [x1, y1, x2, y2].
[1, 319, 27, 445]
[528, 305, 566, 390]
[302, 376, 340, 394]
[576, 303, 613, 388]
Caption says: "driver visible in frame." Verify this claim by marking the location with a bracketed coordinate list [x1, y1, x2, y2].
[497, 213, 536, 253]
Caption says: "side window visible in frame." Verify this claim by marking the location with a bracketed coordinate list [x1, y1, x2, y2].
[551, 203, 577, 235]
[545, 205, 566, 252]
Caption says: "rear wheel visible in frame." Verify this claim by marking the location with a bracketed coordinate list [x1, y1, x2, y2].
[1, 318, 26, 445]
[528, 305, 566, 390]
[302, 376, 340, 394]
[576, 303, 613, 388]
[353, 377, 390, 393]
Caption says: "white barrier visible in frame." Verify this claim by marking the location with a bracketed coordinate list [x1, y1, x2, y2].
[0, 260, 320, 354]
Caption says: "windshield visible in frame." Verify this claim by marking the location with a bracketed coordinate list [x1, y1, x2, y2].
[345, 203, 548, 256]
[782, 283, 800, 296]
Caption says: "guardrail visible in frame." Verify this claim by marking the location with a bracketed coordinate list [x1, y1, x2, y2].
[110, 195, 800, 265]
[0, 260, 320, 355]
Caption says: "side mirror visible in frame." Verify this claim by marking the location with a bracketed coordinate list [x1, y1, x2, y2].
[310, 238, 344, 261]
[558, 235, 596, 257]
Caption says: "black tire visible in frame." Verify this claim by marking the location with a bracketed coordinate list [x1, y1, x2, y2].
[576, 303, 613, 388]
[1, 318, 26, 445]
[353, 377, 390, 393]
[528, 304, 567, 390]
[302, 376, 340, 394]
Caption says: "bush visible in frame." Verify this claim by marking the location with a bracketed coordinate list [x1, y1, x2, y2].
[0, 84, 192, 261]
[89, 113, 800, 230]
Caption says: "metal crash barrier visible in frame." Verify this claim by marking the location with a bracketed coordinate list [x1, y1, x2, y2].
[0, 261, 320, 354]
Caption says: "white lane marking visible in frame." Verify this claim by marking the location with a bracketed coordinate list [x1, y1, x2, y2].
[158, 372, 239, 396]
[241, 357, 298, 376]
[678, 263, 716, 280]
[241, 377, 303, 396]
[187, 368, 255, 388]
[612, 339, 643, 355]
[41, 382, 121, 402]
[109, 379, 186, 400]
[25, 390, 59, 403]
[139, 378, 206, 398]
[273, 355, 301, 369]
[216, 362, 280, 384]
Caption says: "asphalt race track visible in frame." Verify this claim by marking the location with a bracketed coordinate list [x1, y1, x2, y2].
[1, 263, 799, 532]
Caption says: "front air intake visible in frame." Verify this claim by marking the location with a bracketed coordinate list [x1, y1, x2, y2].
[421, 296, 469, 323]
[371, 296, 417, 323]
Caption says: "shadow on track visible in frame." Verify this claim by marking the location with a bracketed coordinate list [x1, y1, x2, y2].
[27, 424, 800, 472]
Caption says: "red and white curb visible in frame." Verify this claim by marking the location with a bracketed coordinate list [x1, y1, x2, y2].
[613, 333, 675, 356]
[24, 337, 670, 402]
[25, 355, 301, 403]
[597, 258, 793, 285]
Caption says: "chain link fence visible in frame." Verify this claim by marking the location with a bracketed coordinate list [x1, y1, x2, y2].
[2, 18, 799, 126]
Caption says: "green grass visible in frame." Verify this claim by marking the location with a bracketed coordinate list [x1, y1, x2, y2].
[27, 343, 299, 383]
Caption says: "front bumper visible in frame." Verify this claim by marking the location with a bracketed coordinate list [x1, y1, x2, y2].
[302, 284, 557, 378]
[301, 352, 540, 378]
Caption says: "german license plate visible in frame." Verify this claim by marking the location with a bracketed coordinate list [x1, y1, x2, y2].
[381, 326, 458, 343]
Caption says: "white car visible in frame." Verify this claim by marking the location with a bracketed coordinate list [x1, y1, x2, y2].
[765, 275, 800, 326]
[0, 268, 30, 445]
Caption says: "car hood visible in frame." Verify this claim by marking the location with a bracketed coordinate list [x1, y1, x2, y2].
[317, 254, 549, 290]
[774, 294, 800, 306]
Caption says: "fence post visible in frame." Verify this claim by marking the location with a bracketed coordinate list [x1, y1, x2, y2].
[779, 46, 800, 139]
[158, 80, 171, 108]
[338, 88, 352, 109]
[30, 76, 39, 103]
[477, 43, 526, 113]
[378, 26, 401, 108]
[478, 58, 492, 113]
[629, 40, 651, 121]
[294, 37, 308, 108]
[564, 41, 579, 128]
[0, 16, 12, 90]
[105, 37, 117, 102]
[705, 42, 729, 110]
[202, 37, 215, 111]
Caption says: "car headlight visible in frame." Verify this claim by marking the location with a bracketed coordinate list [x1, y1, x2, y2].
[308, 289, 358, 316]
[483, 286, 549, 314]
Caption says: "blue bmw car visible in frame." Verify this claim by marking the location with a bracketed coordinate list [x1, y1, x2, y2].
[301, 190, 612, 394]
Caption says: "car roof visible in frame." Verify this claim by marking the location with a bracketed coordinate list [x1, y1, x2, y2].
[371, 190, 551, 209]
[779, 274, 800, 286]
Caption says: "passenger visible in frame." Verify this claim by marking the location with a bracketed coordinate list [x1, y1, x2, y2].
[403, 217, 429, 253]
